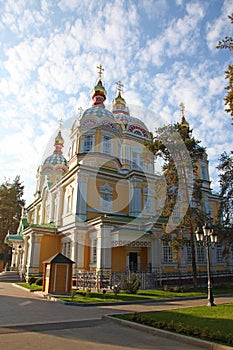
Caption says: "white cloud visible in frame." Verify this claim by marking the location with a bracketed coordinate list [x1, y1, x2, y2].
[140, 0, 169, 19]
[206, 0, 233, 51]
[139, 1, 205, 67]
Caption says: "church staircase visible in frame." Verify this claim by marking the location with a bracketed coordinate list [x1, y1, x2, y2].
[0, 271, 21, 283]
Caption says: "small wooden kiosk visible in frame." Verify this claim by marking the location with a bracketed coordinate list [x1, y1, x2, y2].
[43, 253, 74, 294]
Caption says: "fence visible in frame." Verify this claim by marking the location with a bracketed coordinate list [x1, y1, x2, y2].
[73, 269, 233, 290]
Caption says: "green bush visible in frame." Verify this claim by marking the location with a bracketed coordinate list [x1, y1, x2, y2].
[35, 277, 43, 286]
[163, 284, 170, 292]
[121, 273, 140, 294]
[28, 276, 36, 285]
[124, 313, 233, 346]
[113, 284, 121, 296]
[85, 288, 91, 298]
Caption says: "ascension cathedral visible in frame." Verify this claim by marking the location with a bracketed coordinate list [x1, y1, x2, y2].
[6, 66, 229, 290]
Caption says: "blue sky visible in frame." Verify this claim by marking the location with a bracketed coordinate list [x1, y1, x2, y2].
[0, 0, 232, 205]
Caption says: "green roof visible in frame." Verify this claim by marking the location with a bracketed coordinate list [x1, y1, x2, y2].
[30, 223, 57, 229]
[6, 235, 24, 242]
[111, 228, 146, 234]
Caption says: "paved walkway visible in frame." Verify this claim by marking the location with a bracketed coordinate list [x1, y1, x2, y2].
[0, 282, 232, 350]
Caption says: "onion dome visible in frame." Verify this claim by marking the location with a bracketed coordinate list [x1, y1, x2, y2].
[82, 106, 115, 120]
[44, 130, 68, 168]
[112, 91, 126, 111]
[92, 79, 107, 106]
[111, 86, 150, 139]
[80, 71, 115, 123]
[111, 86, 131, 127]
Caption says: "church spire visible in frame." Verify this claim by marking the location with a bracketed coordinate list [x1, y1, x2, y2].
[112, 80, 126, 110]
[54, 118, 64, 154]
[92, 64, 106, 106]
[179, 102, 189, 128]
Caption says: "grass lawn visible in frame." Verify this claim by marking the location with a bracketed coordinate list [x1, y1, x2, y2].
[17, 282, 42, 291]
[116, 303, 233, 346]
[15, 282, 233, 304]
[59, 286, 233, 304]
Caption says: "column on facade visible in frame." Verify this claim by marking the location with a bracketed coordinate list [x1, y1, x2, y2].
[71, 230, 78, 269]
[121, 143, 130, 170]
[129, 177, 142, 217]
[76, 228, 86, 270]
[95, 224, 112, 272]
[55, 187, 64, 226]
[11, 245, 17, 269]
[27, 234, 42, 275]
[76, 171, 88, 222]
[36, 205, 41, 225]
[49, 192, 55, 223]
[21, 236, 29, 272]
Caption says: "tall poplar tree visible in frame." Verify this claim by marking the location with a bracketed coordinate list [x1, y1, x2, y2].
[216, 151, 233, 255]
[146, 112, 206, 288]
[216, 13, 233, 123]
[0, 176, 25, 263]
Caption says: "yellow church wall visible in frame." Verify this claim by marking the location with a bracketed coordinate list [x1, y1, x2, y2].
[39, 234, 62, 273]
[112, 181, 129, 214]
[95, 129, 101, 152]
[86, 178, 129, 215]
[112, 246, 126, 271]
[162, 266, 176, 273]
[215, 265, 227, 271]
[86, 177, 102, 211]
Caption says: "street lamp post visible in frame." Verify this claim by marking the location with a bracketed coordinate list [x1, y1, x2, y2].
[195, 223, 218, 307]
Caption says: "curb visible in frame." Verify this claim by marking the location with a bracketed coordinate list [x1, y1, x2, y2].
[104, 315, 233, 350]
[47, 294, 233, 307]
[12, 283, 35, 292]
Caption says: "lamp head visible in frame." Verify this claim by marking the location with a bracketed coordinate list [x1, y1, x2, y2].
[203, 223, 211, 236]
[195, 227, 204, 242]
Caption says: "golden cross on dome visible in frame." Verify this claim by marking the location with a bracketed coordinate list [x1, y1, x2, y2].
[97, 64, 104, 79]
[179, 102, 185, 118]
[116, 80, 124, 93]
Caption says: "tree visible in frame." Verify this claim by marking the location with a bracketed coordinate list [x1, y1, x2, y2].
[216, 13, 233, 122]
[146, 116, 207, 288]
[216, 152, 233, 255]
[0, 176, 25, 263]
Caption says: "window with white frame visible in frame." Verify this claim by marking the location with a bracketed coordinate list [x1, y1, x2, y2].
[102, 135, 112, 154]
[204, 201, 212, 217]
[163, 241, 173, 264]
[200, 164, 208, 180]
[132, 151, 143, 170]
[83, 135, 94, 152]
[62, 241, 71, 258]
[91, 239, 97, 264]
[216, 243, 223, 264]
[186, 241, 192, 263]
[196, 245, 205, 264]
[143, 186, 154, 214]
[66, 186, 73, 214]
